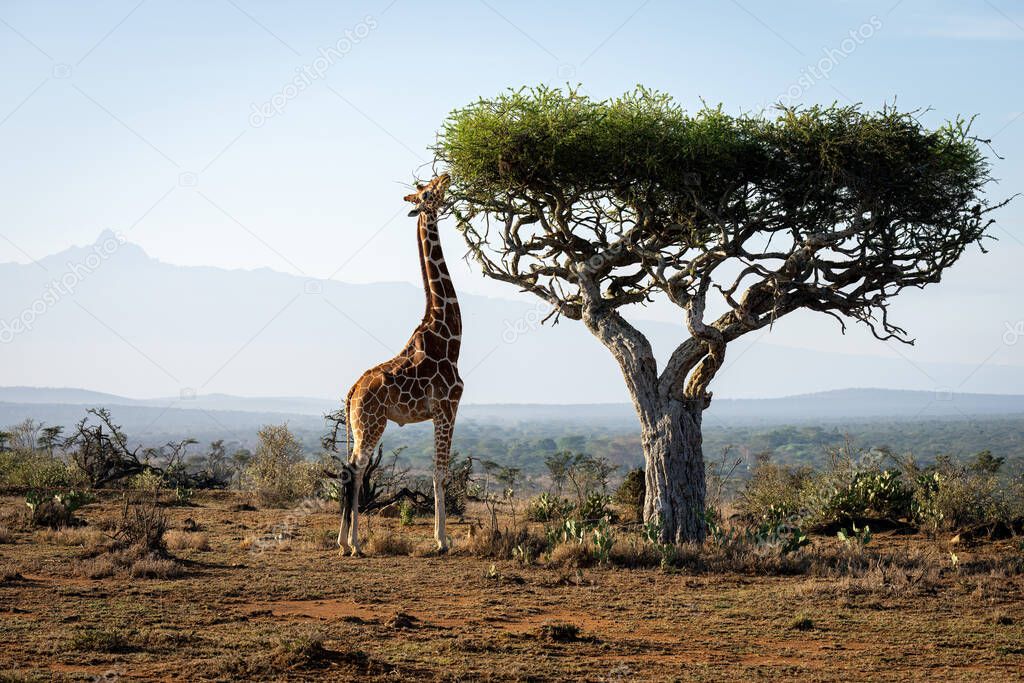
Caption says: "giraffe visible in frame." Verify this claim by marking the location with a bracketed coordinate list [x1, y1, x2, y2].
[338, 173, 463, 555]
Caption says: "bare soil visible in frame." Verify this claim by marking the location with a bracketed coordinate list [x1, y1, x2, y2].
[0, 492, 1021, 681]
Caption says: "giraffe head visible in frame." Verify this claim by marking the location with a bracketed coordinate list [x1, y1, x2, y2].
[404, 173, 450, 217]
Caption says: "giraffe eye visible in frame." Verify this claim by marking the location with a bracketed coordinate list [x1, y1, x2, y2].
[422, 190, 434, 201]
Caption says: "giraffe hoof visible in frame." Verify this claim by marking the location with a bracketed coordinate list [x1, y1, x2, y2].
[349, 548, 364, 558]
[436, 545, 449, 556]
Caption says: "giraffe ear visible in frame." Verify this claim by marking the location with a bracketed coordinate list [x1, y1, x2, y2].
[408, 207, 421, 217]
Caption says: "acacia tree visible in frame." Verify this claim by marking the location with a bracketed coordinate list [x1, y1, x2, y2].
[434, 87, 1008, 543]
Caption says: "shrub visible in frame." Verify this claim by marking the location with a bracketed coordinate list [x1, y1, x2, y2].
[36, 527, 105, 549]
[576, 491, 612, 522]
[898, 454, 1023, 532]
[538, 622, 582, 643]
[737, 459, 812, 525]
[0, 449, 82, 489]
[365, 530, 413, 556]
[70, 627, 136, 653]
[526, 493, 572, 522]
[127, 469, 163, 493]
[546, 541, 594, 569]
[129, 553, 185, 579]
[808, 469, 913, 525]
[614, 468, 645, 522]
[113, 493, 168, 553]
[25, 489, 93, 528]
[163, 530, 210, 551]
[244, 424, 316, 507]
[76, 544, 184, 580]
[398, 499, 415, 526]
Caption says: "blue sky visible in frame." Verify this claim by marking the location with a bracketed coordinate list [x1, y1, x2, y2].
[1, 0, 1022, 380]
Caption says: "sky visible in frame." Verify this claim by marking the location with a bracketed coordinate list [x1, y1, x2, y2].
[1, 0, 1022, 395]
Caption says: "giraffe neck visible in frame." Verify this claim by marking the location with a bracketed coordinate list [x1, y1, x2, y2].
[417, 209, 461, 338]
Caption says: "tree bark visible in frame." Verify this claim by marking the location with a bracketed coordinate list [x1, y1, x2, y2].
[638, 399, 707, 544]
[577, 275, 708, 544]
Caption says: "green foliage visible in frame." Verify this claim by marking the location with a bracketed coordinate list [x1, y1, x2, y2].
[526, 493, 573, 522]
[641, 518, 676, 568]
[707, 513, 809, 556]
[811, 469, 913, 525]
[0, 449, 83, 489]
[128, 469, 163, 493]
[968, 450, 1004, 474]
[576, 491, 611, 522]
[590, 518, 616, 566]
[837, 522, 873, 547]
[438, 85, 996, 261]
[25, 488, 93, 528]
[737, 458, 812, 524]
[398, 499, 415, 527]
[243, 424, 315, 507]
[174, 485, 194, 506]
[614, 468, 645, 522]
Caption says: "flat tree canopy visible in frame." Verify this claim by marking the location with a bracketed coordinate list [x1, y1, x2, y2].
[433, 86, 1006, 542]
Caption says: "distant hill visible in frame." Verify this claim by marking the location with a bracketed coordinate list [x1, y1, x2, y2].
[2, 386, 1023, 453]
[5, 386, 1024, 426]
[3, 233, 1024, 404]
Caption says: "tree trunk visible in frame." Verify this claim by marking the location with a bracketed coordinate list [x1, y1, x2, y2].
[578, 286, 709, 544]
[639, 399, 707, 544]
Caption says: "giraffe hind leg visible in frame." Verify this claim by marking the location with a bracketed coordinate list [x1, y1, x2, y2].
[347, 417, 386, 557]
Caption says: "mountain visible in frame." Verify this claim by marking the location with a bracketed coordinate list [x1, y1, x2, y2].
[2, 233, 1024, 403]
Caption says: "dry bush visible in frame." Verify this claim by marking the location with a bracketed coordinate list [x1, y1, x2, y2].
[113, 493, 167, 553]
[77, 552, 120, 579]
[304, 529, 338, 551]
[608, 539, 663, 569]
[537, 622, 583, 643]
[547, 541, 594, 569]
[736, 458, 813, 522]
[0, 563, 24, 583]
[75, 545, 184, 580]
[243, 424, 317, 507]
[464, 527, 547, 560]
[69, 627, 138, 653]
[0, 526, 12, 544]
[35, 527, 105, 549]
[129, 553, 185, 579]
[163, 530, 210, 551]
[364, 530, 413, 556]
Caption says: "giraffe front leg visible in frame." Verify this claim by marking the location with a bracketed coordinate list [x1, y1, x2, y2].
[433, 417, 454, 553]
[347, 466, 365, 557]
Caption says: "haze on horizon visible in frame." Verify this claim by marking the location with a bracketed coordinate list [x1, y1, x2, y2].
[1, 0, 1022, 402]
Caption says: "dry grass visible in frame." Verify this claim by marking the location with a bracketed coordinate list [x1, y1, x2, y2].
[547, 542, 594, 568]
[129, 553, 185, 579]
[0, 526, 13, 544]
[364, 530, 413, 556]
[74, 545, 185, 580]
[35, 526, 105, 549]
[164, 530, 210, 551]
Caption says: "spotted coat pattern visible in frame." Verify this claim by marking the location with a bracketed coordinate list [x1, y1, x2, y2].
[338, 174, 463, 554]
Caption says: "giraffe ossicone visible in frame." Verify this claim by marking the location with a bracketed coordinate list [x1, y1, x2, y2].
[338, 173, 463, 556]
